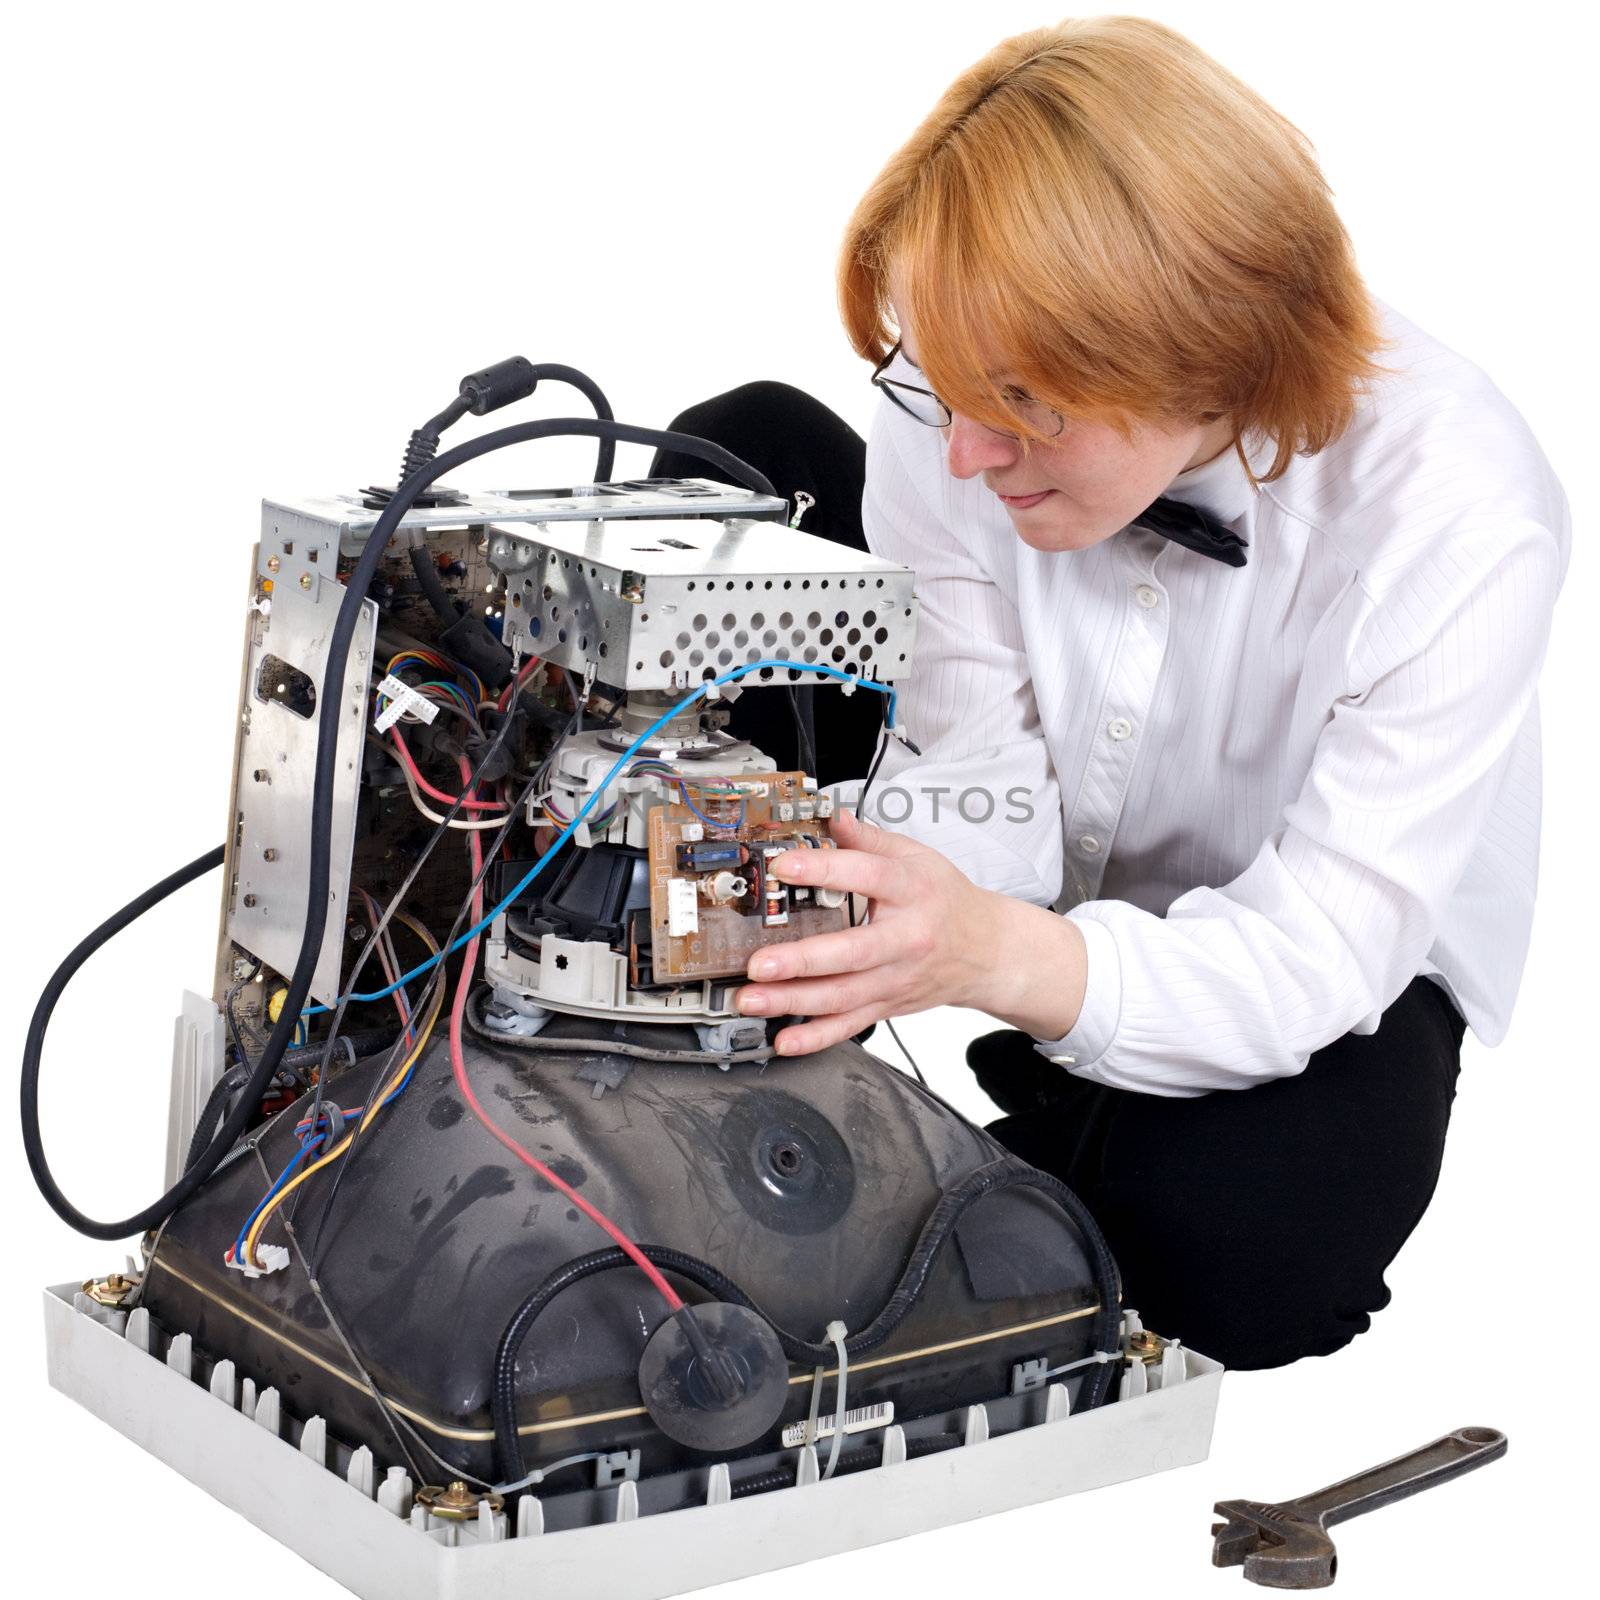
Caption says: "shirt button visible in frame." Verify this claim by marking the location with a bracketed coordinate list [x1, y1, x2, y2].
[1135, 584, 1161, 609]
[1106, 717, 1133, 741]
[1077, 834, 1102, 856]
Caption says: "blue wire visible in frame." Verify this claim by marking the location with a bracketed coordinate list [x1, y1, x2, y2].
[417, 679, 478, 717]
[303, 660, 894, 1016]
[233, 1065, 422, 1263]
[676, 786, 747, 831]
[600, 756, 743, 829]
[387, 651, 486, 707]
[376, 1055, 422, 1104]
[231, 1130, 329, 1262]
[295, 1104, 367, 1132]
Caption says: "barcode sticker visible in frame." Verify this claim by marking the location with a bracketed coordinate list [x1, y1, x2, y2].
[374, 675, 439, 733]
[782, 1401, 894, 1448]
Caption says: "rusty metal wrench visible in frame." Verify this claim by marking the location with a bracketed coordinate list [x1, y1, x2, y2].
[1212, 1425, 1507, 1588]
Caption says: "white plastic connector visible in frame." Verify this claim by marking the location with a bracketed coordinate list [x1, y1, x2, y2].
[666, 879, 699, 937]
[226, 1244, 290, 1279]
[374, 676, 439, 734]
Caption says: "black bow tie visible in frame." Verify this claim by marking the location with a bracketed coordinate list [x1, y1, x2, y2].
[1134, 496, 1248, 567]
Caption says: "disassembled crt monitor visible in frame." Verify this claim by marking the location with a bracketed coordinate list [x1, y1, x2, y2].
[29, 359, 1221, 1600]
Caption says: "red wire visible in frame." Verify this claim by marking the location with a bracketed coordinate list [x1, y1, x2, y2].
[446, 757, 684, 1312]
[497, 658, 542, 712]
[389, 728, 509, 811]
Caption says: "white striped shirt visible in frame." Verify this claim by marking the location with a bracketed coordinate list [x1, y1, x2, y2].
[843, 302, 1570, 1095]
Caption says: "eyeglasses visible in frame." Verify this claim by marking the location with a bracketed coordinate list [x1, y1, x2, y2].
[870, 341, 1065, 439]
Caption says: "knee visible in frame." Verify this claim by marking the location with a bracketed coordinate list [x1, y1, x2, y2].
[1165, 1288, 1383, 1371]
[1099, 1186, 1392, 1370]
[983, 1098, 1392, 1368]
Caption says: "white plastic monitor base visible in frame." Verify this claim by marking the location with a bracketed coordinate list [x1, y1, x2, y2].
[45, 1283, 1223, 1600]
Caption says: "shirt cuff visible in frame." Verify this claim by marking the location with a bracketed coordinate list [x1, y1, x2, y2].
[1030, 912, 1123, 1071]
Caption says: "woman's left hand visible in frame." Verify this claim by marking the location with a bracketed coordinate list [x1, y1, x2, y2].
[734, 807, 1088, 1055]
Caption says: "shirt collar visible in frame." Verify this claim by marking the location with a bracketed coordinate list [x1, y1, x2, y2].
[1158, 428, 1273, 530]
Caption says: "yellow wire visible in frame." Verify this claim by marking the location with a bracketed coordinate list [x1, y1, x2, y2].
[241, 914, 444, 1267]
[242, 985, 442, 1267]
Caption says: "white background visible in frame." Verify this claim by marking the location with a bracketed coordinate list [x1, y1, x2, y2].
[3, 2, 1595, 1595]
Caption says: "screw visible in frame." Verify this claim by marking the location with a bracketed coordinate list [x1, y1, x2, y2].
[263, 848, 278, 862]
[299, 572, 313, 590]
[243, 894, 259, 908]
[82, 1272, 140, 1307]
[266, 555, 281, 573]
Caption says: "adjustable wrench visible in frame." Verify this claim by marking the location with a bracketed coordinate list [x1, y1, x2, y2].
[1211, 1425, 1507, 1588]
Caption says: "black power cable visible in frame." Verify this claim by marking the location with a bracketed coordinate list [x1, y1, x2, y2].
[409, 542, 462, 627]
[183, 1064, 250, 1175]
[395, 357, 617, 490]
[520, 363, 618, 483]
[408, 360, 618, 642]
[21, 416, 775, 1241]
[22, 844, 224, 1232]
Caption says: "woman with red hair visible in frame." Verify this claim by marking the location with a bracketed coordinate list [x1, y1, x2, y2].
[652, 17, 1568, 1368]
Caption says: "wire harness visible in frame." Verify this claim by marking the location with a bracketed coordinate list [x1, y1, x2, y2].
[21, 415, 777, 1240]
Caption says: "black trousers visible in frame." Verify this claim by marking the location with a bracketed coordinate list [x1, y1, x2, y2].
[654, 382, 1468, 1371]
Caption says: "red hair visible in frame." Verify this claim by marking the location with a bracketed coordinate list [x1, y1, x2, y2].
[839, 17, 1390, 481]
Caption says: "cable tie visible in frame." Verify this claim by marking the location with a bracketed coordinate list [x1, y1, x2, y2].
[493, 1451, 603, 1497]
[822, 1319, 850, 1480]
[1041, 1348, 1121, 1380]
[802, 1362, 824, 1452]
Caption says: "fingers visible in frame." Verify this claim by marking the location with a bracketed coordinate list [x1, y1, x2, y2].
[768, 841, 902, 900]
[772, 1003, 885, 1057]
[736, 968, 884, 1021]
[829, 806, 925, 858]
[746, 922, 889, 982]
